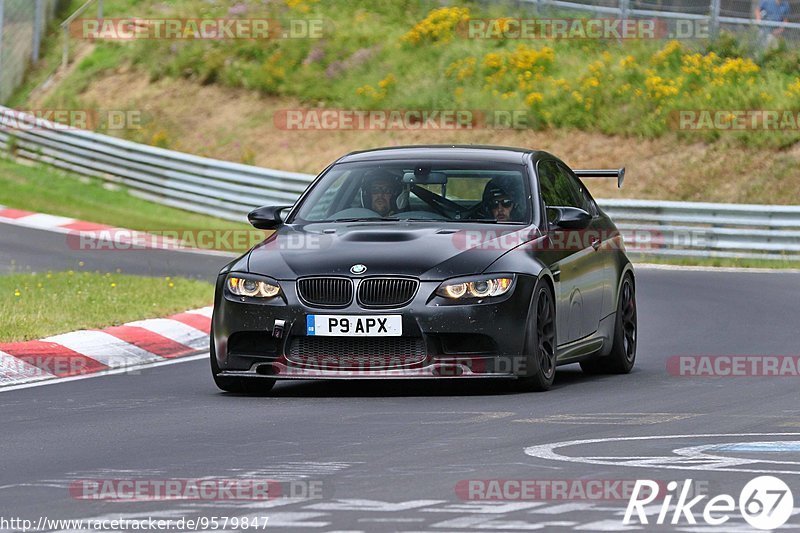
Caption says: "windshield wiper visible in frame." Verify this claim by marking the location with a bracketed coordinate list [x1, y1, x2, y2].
[455, 218, 500, 223]
[328, 217, 511, 224]
[328, 217, 401, 223]
[393, 217, 446, 222]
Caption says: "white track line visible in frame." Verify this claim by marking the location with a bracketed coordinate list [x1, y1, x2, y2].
[635, 262, 800, 274]
[185, 307, 214, 318]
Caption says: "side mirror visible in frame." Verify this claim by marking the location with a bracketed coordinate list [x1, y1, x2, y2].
[248, 205, 291, 229]
[547, 206, 592, 230]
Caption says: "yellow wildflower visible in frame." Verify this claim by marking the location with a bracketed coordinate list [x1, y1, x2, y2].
[712, 57, 759, 78]
[786, 78, 800, 97]
[645, 75, 680, 99]
[525, 92, 544, 106]
[652, 40, 683, 65]
[401, 6, 471, 44]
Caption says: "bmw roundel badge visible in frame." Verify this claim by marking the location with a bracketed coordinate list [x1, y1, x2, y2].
[350, 264, 367, 275]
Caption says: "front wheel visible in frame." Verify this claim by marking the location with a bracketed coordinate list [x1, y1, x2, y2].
[517, 281, 557, 392]
[580, 273, 637, 375]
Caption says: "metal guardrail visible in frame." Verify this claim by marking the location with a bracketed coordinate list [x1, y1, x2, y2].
[518, 0, 800, 40]
[0, 105, 798, 261]
[0, 105, 311, 222]
[599, 199, 800, 261]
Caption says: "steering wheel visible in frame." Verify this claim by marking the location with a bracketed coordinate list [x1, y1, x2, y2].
[460, 202, 489, 220]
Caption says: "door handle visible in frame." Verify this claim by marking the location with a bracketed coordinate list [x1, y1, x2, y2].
[591, 237, 601, 251]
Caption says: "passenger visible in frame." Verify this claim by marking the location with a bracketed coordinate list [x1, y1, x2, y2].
[482, 177, 524, 222]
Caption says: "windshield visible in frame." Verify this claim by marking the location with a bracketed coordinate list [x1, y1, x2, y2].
[290, 160, 532, 224]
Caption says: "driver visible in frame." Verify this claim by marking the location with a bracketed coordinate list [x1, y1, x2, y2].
[482, 177, 524, 222]
[363, 170, 405, 217]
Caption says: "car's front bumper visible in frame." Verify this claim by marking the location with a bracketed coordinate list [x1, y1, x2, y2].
[212, 275, 537, 379]
[217, 357, 518, 379]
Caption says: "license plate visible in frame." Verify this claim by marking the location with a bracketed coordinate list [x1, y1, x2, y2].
[306, 315, 402, 336]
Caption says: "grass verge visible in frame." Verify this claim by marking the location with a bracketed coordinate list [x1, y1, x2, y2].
[0, 271, 214, 342]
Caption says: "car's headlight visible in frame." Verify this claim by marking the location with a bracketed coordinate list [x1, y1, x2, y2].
[436, 276, 514, 300]
[227, 276, 281, 298]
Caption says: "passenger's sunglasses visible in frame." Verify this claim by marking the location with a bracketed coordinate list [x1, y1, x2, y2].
[490, 199, 514, 209]
[370, 186, 394, 195]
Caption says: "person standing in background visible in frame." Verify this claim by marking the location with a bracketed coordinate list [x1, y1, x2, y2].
[755, 0, 790, 49]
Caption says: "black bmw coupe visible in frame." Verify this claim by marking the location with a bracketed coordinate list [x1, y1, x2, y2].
[211, 145, 637, 392]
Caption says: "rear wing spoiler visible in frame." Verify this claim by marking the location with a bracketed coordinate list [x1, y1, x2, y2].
[573, 168, 625, 188]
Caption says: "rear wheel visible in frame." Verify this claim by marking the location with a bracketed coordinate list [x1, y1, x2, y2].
[210, 333, 276, 394]
[517, 281, 557, 392]
[580, 273, 637, 375]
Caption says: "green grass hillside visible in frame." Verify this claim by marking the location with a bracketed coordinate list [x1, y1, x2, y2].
[22, 0, 800, 149]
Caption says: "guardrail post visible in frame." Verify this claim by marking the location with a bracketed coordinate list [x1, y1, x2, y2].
[710, 0, 721, 37]
[62, 23, 69, 69]
[620, 0, 630, 20]
[0, 0, 5, 104]
[32, 0, 43, 63]
[98, 0, 103, 19]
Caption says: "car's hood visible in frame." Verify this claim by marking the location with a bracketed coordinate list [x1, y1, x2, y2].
[246, 222, 539, 280]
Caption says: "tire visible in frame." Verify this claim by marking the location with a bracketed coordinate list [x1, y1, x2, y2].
[210, 333, 276, 394]
[516, 280, 557, 392]
[580, 273, 637, 375]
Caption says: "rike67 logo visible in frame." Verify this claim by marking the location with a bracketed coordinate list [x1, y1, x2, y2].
[624, 476, 794, 529]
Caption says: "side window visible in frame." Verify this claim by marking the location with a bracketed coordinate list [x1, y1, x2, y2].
[556, 162, 597, 216]
[538, 160, 584, 210]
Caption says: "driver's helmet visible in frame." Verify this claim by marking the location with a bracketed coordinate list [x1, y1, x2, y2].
[481, 176, 524, 221]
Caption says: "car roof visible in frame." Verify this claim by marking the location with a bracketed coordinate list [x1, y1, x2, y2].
[337, 145, 549, 165]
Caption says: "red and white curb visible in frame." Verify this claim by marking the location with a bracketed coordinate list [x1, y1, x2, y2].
[0, 205, 234, 257]
[0, 307, 212, 390]
[0, 205, 116, 234]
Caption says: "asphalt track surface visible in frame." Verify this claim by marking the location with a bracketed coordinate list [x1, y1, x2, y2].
[2, 222, 800, 531]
